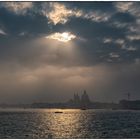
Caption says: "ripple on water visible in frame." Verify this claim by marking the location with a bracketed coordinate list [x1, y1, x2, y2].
[0, 109, 140, 138]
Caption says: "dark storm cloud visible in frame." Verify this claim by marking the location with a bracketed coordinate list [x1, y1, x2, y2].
[53, 17, 126, 39]
[111, 12, 136, 23]
[64, 2, 115, 14]
[0, 7, 50, 37]
[0, 2, 140, 103]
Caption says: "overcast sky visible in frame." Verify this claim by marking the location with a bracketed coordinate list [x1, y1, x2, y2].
[0, 2, 140, 103]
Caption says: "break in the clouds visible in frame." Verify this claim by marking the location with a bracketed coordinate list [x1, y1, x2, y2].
[46, 32, 76, 42]
[0, 2, 140, 103]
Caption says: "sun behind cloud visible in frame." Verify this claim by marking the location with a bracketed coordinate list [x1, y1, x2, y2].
[45, 32, 76, 42]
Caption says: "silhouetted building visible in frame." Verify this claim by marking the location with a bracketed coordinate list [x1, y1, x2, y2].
[67, 90, 91, 108]
[73, 93, 81, 107]
[74, 93, 80, 104]
[30, 90, 121, 109]
[119, 100, 140, 110]
[81, 90, 91, 108]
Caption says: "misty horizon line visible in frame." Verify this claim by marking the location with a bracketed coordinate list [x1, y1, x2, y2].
[0, 92, 136, 105]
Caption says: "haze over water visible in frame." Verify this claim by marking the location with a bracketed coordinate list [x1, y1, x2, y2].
[0, 109, 140, 139]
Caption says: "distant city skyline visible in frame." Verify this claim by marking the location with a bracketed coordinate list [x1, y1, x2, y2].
[0, 2, 140, 103]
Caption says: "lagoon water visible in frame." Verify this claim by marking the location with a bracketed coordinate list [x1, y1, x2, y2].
[0, 108, 140, 138]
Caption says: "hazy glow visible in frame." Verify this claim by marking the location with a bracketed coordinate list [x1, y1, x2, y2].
[115, 2, 133, 12]
[1, 2, 33, 15]
[45, 3, 110, 24]
[46, 3, 82, 25]
[46, 32, 76, 42]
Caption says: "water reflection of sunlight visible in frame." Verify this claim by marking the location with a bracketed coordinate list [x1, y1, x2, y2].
[43, 109, 82, 138]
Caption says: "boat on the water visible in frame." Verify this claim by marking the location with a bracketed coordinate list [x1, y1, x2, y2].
[80, 107, 87, 110]
[54, 111, 63, 113]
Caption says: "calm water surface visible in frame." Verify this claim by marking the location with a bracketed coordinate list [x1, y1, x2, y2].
[0, 108, 140, 138]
